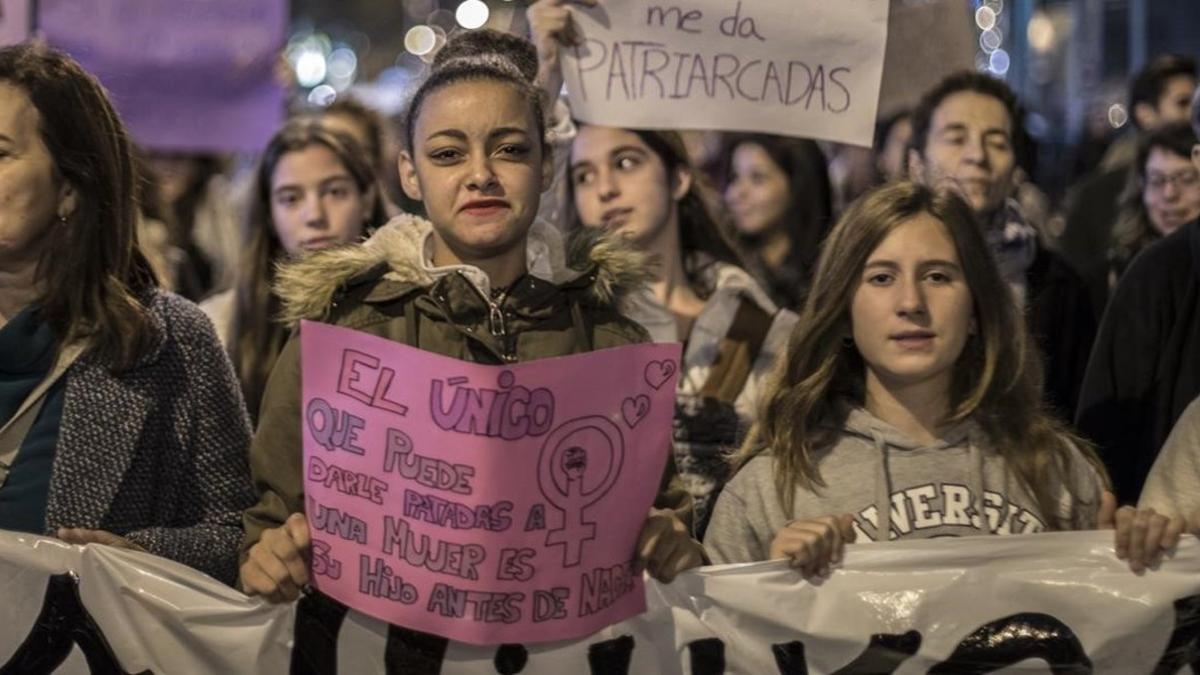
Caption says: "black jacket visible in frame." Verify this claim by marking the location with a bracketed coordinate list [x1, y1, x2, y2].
[1027, 245, 1097, 419]
[1076, 219, 1200, 503]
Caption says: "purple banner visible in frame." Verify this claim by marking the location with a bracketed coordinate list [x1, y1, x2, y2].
[39, 0, 288, 153]
[1, 0, 32, 46]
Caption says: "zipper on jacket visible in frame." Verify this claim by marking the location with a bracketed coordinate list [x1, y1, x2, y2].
[488, 300, 506, 337]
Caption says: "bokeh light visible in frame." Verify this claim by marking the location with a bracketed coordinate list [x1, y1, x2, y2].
[1108, 104, 1129, 129]
[295, 51, 327, 87]
[307, 84, 337, 106]
[980, 28, 1003, 53]
[405, 25, 438, 55]
[975, 6, 996, 32]
[455, 0, 489, 29]
[989, 48, 1010, 75]
[1028, 12, 1056, 53]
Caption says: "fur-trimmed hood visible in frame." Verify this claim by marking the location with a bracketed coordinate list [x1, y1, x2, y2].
[275, 213, 653, 324]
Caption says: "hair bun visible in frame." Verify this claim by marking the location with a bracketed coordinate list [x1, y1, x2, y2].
[432, 28, 538, 83]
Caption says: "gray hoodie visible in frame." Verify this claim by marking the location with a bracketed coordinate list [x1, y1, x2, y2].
[704, 406, 1104, 564]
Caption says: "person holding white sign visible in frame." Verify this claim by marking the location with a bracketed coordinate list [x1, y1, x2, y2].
[705, 182, 1187, 577]
[531, 0, 798, 537]
[240, 29, 703, 604]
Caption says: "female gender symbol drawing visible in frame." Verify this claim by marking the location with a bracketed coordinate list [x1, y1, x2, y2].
[537, 416, 625, 567]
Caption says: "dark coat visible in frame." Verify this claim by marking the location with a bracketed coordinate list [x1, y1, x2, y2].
[44, 291, 255, 585]
[1076, 219, 1200, 503]
[1027, 245, 1098, 419]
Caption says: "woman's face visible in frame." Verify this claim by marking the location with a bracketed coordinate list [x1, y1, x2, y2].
[570, 125, 687, 247]
[850, 212, 975, 393]
[724, 142, 790, 237]
[0, 82, 70, 265]
[1142, 146, 1200, 237]
[269, 144, 372, 256]
[399, 80, 548, 261]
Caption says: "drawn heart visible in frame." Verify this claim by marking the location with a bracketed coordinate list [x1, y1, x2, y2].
[644, 360, 677, 390]
[621, 395, 651, 428]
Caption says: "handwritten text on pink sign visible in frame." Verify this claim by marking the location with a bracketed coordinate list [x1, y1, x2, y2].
[299, 320, 680, 645]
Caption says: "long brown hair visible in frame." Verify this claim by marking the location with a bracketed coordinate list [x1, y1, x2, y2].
[740, 181, 1107, 528]
[566, 126, 744, 290]
[0, 44, 157, 370]
[718, 133, 833, 281]
[233, 120, 385, 418]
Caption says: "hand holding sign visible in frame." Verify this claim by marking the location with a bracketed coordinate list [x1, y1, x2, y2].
[529, 0, 598, 106]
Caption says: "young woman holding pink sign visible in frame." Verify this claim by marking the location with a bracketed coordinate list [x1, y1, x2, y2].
[703, 182, 1190, 576]
[239, 30, 703, 604]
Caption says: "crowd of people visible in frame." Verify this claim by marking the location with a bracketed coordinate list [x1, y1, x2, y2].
[2, 4, 1199, 646]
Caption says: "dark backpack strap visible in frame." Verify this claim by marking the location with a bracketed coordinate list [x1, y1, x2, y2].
[698, 296, 774, 404]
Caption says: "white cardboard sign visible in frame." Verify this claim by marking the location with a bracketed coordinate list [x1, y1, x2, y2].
[560, 0, 890, 147]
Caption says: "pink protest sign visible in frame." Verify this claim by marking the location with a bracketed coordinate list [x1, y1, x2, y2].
[299, 320, 680, 645]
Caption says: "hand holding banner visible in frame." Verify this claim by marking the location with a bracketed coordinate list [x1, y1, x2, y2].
[560, 0, 890, 146]
[299, 320, 680, 645]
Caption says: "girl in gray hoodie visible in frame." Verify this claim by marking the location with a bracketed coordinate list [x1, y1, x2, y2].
[705, 182, 1187, 575]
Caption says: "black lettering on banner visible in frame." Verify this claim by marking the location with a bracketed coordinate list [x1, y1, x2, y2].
[928, 613, 1091, 675]
[494, 643, 529, 674]
[1150, 594, 1200, 674]
[587, 635, 636, 675]
[772, 631, 923, 674]
[687, 637, 726, 675]
[831, 631, 922, 674]
[0, 573, 149, 675]
[771, 640, 808, 675]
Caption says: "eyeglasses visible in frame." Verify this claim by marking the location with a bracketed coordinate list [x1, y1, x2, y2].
[1145, 170, 1200, 193]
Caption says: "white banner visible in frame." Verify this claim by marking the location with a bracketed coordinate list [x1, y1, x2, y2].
[560, 0, 890, 147]
[1, 530, 1198, 673]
